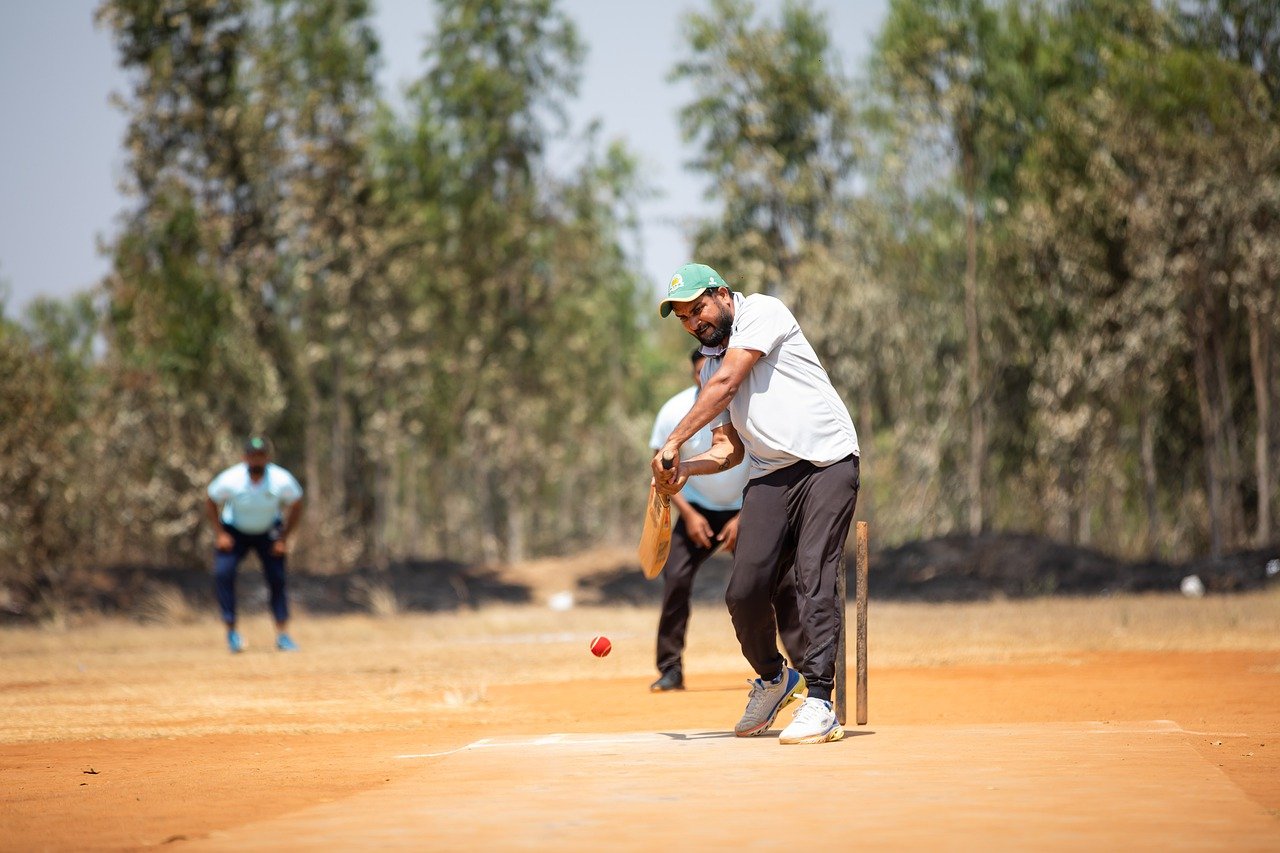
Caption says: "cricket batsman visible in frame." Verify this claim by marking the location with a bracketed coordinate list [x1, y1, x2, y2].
[652, 263, 860, 744]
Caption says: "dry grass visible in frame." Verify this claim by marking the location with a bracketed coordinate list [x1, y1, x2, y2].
[0, 587, 1277, 744]
[348, 577, 401, 617]
[136, 586, 201, 625]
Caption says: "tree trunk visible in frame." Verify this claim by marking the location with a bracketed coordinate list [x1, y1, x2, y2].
[1192, 302, 1224, 558]
[506, 492, 526, 565]
[403, 447, 420, 557]
[330, 355, 352, 557]
[1074, 445, 1092, 547]
[1140, 404, 1160, 554]
[302, 391, 324, 567]
[1213, 320, 1246, 546]
[962, 151, 985, 535]
[1247, 299, 1273, 545]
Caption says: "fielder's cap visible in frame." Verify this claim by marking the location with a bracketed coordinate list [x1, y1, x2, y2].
[658, 263, 728, 317]
[243, 435, 272, 454]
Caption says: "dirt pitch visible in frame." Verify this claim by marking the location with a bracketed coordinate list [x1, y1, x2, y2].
[2, 588, 1279, 850]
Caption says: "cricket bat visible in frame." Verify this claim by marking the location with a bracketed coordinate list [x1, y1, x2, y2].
[637, 453, 674, 579]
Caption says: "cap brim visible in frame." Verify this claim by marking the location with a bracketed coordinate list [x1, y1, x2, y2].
[658, 292, 705, 318]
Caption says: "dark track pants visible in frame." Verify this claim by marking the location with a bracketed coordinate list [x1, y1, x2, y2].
[726, 455, 859, 702]
[214, 525, 289, 625]
[656, 505, 805, 675]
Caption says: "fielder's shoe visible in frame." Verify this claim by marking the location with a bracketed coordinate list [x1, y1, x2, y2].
[779, 696, 844, 745]
[276, 634, 299, 652]
[649, 669, 685, 692]
[734, 666, 805, 737]
[227, 630, 245, 654]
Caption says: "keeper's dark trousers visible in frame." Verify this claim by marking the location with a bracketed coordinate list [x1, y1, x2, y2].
[656, 504, 805, 676]
[214, 524, 289, 626]
[727, 454, 859, 703]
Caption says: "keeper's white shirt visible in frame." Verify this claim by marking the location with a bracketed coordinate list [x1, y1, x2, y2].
[650, 385, 749, 511]
[704, 292, 859, 478]
[207, 463, 303, 534]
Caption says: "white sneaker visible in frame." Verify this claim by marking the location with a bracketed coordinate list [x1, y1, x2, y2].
[779, 697, 844, 744]
[734, 667, 806, 737]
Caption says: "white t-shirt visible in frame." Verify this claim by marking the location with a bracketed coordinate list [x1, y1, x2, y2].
[650, 385, 750, 511]
[705, 292, 859, 477]
[207, 463, 303, 534]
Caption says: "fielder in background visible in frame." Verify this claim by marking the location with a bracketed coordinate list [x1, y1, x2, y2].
[648, 348, 805, 693]
[205, 436, 304, 654]
[653, 263, 860, 745]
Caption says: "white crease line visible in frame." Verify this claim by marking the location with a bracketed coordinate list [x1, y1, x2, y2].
[1084, 721, 1258, 737]
[1085, 720, 1183, 734]
[396, 721, 1250, 759]
[396, 734, 669, 759]
[395, 746, 470, 760]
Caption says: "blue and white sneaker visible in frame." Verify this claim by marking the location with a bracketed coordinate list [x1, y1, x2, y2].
[734, 666, 805, 737]
[275, 634, 298, 652]
[227, 630, 245, 654]
[779, 696, 845, 744]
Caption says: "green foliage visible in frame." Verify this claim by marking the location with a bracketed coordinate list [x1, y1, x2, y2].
[3, 0, 1276, 612]
[0, 0, 659, 591]
[673, 0, 858, 296]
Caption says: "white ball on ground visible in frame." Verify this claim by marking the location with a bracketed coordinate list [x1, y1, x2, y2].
[548, 591, 575, 611]
[1180, 575, 1205, 598]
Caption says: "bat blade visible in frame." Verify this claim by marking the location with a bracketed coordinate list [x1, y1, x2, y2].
[637, 454, 675, 578]
[637, 483, 672, 579]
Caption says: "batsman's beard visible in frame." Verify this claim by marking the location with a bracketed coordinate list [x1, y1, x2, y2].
[697, 306, 733, 347]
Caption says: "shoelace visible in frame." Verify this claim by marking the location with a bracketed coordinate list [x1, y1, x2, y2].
[743, 678, 774, 714]
[791, 699, 830, 727]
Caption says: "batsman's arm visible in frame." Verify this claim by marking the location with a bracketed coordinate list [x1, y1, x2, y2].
[656, 348, 760, 471]
[681, 424, 744, 475]
[654, 425, 744, 497]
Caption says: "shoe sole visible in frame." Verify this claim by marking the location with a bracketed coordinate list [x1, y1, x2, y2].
[779, 723, 845, 745]
[735, 673, 806, 737]
[650, 685, 685, 692]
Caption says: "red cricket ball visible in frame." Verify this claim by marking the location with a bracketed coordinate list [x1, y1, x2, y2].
[589, 635, 612, 657]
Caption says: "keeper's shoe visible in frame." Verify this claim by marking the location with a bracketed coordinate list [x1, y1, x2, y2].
[779, 696, 845, 745]
[734, 666, 805, 737]
[649, 669, 685, 692]
[227, 630, 245, 654]
[276, 634, 299, 652]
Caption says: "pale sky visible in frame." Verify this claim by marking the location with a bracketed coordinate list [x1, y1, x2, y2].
[0, 0, 886, 315]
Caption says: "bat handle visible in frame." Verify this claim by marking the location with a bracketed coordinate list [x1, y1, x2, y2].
[661, 452, 674, 470]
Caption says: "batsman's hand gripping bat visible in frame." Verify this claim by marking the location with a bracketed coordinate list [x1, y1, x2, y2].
[637, 453, 674, 579]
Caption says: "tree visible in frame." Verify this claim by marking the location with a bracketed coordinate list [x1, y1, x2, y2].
[380, 0, 653, 562]
[0, 305, 99, 618]
[672, 0, 858, 298]
[97, 0, 293, 565]
[874, 0, 1034, 534]
[1177, 0, 1280, 548]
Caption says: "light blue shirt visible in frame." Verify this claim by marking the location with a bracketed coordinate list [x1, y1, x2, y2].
[650, 385, 749, 511]
[207, 463, 303, 535]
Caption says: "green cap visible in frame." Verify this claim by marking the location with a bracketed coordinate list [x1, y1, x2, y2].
[244, 435, 271, 454]
[658, 263, 728, 317]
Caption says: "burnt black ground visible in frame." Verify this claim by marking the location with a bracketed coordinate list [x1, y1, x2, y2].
[8, 532, 1275, 623]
